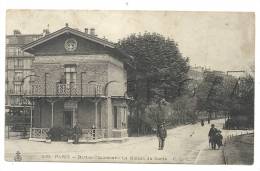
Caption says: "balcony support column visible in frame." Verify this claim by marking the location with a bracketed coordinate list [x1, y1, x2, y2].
[30, 103, 33, 128]
[95, 101, 98, 128]
[47, 99, 57, 128]
[51, 102, 54, 127]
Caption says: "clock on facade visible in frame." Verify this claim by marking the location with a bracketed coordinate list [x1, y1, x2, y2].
[64, 38, 77, 51]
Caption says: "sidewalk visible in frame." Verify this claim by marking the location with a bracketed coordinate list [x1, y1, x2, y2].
[194, 145, 225, 164]
[223, 133, 254, 165]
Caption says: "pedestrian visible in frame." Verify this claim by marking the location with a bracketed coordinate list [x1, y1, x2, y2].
[73, 122, 82, 144]
[208, 124, 217, 150]
[207, 117, 210, 124]
[157, 122, 167, 150]
[215, 130, 223, 149]
[201, 119, 204, 126]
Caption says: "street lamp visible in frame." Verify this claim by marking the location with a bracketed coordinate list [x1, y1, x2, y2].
[19, 74, 39, 130]
[20, 75, 40, 103]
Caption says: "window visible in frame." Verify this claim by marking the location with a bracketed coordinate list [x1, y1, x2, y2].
[6, 38, 10, 44]
[122, 107, 128, 129]
[113, 106, 118, 129]
[14, 83, 21, 94]
[64, 64, 76, 84]
[113, 106, 128, 129]
[14, 71, 23, 81]
[6, 47, 16, 56]
[17, 48, 24, 56]
[14, 59, 23, 69]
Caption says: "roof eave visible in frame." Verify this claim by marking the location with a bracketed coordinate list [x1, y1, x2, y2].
[21, 27, 115, 52]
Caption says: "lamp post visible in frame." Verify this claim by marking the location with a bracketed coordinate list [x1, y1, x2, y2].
[20, 75, 40, 103]
[19, 75, 39, 131]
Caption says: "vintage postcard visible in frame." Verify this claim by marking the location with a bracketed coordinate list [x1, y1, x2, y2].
[4, 10, 255, 164]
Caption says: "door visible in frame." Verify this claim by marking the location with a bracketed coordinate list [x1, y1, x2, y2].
[64, 111, 73, 128]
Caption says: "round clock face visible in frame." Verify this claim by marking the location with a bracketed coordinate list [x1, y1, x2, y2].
[64, 38, 77, 51]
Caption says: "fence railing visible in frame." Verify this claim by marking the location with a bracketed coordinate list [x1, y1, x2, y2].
[223, 130, 254, 164]
[28, 83, 104, 96]
[81, 129, 106, 141]
[30, 128, 50, 140]
[5, 123, 30, 139]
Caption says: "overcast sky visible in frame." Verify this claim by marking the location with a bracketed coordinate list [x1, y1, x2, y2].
[6, 10, 255, 72]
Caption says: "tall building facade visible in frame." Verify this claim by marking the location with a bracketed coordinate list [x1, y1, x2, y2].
[5, 30, 43, 128]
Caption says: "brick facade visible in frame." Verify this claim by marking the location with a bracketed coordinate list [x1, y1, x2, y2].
[23, 26, 130, 142]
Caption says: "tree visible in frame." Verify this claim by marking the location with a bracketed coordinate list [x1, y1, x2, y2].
[196, 71, 227, 119]
[228, 74, 254, 128]
[117, 32, 190, 135]
[117, 32, 190, 103]
[171, 95, 198, 124]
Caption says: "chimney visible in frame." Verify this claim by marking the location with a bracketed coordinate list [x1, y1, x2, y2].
[65, 23, 69, 27]
[43, 29, 50, 36]
[13, 29, 21, 35]
[90, 28, 95, 36]
[84, 28, 88, 34]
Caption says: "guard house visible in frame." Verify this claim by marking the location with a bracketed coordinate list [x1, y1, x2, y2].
[21, 24, 132, 142]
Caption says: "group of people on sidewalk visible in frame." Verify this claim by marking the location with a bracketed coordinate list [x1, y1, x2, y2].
[156, 121, 223, 151]
[208, 124, 223, 150]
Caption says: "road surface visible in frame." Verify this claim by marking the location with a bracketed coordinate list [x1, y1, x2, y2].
[5, 119, 251, 164]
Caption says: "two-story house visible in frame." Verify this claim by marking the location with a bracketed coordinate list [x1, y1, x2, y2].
[21, 24, 133, 142]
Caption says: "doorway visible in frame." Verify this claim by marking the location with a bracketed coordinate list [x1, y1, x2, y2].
[64, 111, 73, 128]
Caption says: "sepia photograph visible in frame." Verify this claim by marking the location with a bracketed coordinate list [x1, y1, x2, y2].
[4, 10, 255, 165]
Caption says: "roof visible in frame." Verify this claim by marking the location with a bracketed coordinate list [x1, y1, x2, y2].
[22, 26, 116, 51]
[21, 26, 134, 63]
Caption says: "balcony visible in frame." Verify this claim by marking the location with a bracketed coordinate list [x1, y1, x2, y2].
[28, 83, 104, 97]
[14, 65, 24, 69]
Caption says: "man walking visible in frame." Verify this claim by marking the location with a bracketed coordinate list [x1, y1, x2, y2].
[208, 124, 217, 149]
[157, 122, 167, 150]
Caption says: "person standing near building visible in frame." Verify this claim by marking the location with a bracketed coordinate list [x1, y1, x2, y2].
[73, 122, 82, 144]
[157, 122, 167, 150]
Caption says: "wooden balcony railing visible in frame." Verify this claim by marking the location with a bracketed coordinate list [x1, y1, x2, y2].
[28, 83, 104, 97]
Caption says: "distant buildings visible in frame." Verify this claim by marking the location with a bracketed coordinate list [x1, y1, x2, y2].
[5, 30, 42, 127]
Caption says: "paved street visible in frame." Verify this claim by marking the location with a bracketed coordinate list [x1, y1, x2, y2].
[5, 119, 252, 164]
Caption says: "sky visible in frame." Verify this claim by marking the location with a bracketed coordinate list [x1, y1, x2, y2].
[6, 10, 255, 72]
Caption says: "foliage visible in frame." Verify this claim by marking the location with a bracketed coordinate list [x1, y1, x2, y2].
[196, 71, 228, 116]
[228, 74, 254, 128]
[117, 32, 189, 135]
[171, 95, 198, 121]
[117, 32, 190, 135]
[47, 127, 74, 141]
[117, 32, 190, 103]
